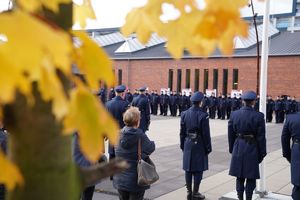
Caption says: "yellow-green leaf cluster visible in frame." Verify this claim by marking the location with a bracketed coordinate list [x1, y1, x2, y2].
[0, 150, 24, 190]
[64, 82, 119, 162]
[122, 0, 249, 58]
[18, 0, 71, 13]
[0, 2, 116, 190]
[73, 0, 96, 28]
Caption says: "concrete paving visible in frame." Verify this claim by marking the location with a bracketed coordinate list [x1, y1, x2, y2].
[92, 115, 292, 200]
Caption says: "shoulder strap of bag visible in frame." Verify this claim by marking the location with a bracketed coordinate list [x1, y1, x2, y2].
[138, 138, 142, 161]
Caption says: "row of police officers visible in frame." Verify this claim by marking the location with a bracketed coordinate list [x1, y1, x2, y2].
[180, 90, 300, 200]
[102, 85, 299, 200]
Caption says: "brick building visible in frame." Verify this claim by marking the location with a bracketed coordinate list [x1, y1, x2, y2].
[82, 24, 300, 98]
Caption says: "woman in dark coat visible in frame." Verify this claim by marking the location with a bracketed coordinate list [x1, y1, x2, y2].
[113, 107, 155, 200]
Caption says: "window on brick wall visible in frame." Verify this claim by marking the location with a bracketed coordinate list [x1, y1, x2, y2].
[186, 69, 191, 88]
[194, 69, 200, 92]
[222, 69, 228, 95]
[177, 69, 182, 92]
[168, 69, 173, 91]
[204, 69, 209, 92]
[213, 69, 218, 91]
[232, 69, 239, 90]
[118, 69, 122, 85]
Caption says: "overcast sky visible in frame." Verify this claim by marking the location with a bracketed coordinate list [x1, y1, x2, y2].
[0, 0, 295, 29]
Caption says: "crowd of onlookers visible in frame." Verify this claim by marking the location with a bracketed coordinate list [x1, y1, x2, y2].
[98, 87, 300, 123]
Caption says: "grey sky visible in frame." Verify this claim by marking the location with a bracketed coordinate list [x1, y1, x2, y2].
[0, 0, 295, 29]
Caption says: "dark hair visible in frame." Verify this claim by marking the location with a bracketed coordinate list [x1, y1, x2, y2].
[243, 100, 255, 107]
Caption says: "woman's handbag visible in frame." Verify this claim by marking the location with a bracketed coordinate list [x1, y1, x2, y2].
[137, 138, 159, 186]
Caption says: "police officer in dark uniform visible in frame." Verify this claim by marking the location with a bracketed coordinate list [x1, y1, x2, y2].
[169, 91, 177, 116]
[228, 91, 266, 200]
[274, 96, 283, 123]
[105, 85, 129, 160]
[266, 96, 274, 123]
[132, 87, 151, 132]
[254, 95, 260, 111]
[98, 87, 107, 104]
[219, 95, 227, 120]
[285, 96, 292, 116]
[201, 95, 209, 113]
[281, 110, 300, 200]
[0, 122, 7, 200]
[226, 94, 232, 119]
[182, 92, 189, 112]
[231, 94, 240, 111]
[133, 89, 139, 98]
[177, 92, 184, 116]
[125, 89, 133, 104]
[162, 92, 170, 116]
[152, 90, 160, 115]
[291, 96, 297, 113]
[208, 93, 217, 119]
[180, 92, 212, 200]
[109, 88, 116, 100]
[159, 91, 164, 115]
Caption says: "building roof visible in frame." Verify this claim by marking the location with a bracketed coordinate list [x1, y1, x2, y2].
[81, 24, 300, 60]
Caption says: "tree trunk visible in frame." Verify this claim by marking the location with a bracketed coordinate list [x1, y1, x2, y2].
[2, 3, 129, 200]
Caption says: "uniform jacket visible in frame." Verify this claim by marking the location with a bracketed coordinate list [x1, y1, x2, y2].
[231, 97, 240, 110]
[285, 100, 292, 112]
[180, 106, 212, 172]
[125, 92, 133, 104]
[113, 127, 155, 192]
[274, 100, 283, 111]
[105, 96, 129, 129]
[281, 112, 300, 186]
[267, 99, 274, 112]
[208, 97, 217, 108]
[109, 90, 116, 100]
[228, 106, 266, 179]
[132, 94, 151, 132]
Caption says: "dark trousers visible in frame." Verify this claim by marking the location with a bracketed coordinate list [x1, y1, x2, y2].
[118, 190, 145, 200]
[153, 104, 158, 115]
[275, 110, 281, 123]
[163, 104, 168, 116]
[227, 108, 231, 119]
[292, 185, 300, 200]
[220, 108, 226, 120]
[185, 171, 203, 185]
[266, 110, 273, 122]
[217, 108, 221, 119]
[0, 184, 5, 200]
[150, 103, 154, 114]
[209, 107, 216, 119]
[178, 105, 182, 116]
[236, 178, 256, 197]
[81, 185, 95, 200]
[159, 104, 164, 115]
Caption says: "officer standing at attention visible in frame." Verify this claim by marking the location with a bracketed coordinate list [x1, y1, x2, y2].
[125, 89, 133, 104]
[180, 92, 212, 200]
[105, 85, 129, 160]
[132, 87, 151, 132]
[281, 109, 300, 200]
[228, 91, 266, 200]
[152, 90, 160, 115]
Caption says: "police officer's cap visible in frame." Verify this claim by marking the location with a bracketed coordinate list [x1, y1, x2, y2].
[139, 86, 147, 92]
[241, 91, 257, 101]
[190, 92, 204, 102]
[115, 85, 126, 93]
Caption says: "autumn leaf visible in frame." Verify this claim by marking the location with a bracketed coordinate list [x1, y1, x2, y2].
[18, 0, 71, 13]
[0, 150, 24, 190]
[0, 10, 72, 118]
[73, 31, 115, 89]
[63, 82, 119, 162]
[73, 0, 96, 28]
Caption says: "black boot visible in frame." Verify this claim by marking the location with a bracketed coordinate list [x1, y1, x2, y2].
[237, 192, 244, 200]
[246, 192, 252, 200]
[186, 183, 192, 200]
[192, 183, 205, 200]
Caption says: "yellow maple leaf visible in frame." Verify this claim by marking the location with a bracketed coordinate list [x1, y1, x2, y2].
[73, 0, 96, 28]
[0, 150, 24, 190]
[38, 58, 69, 120]
[73, 31, 115, 89]
[0, 10, 72, 118]
[63, 82, 119, 162]
[18, 0, 71, 13]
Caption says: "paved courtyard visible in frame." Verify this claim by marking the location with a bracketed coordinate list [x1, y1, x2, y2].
[92, 115, 292, 200]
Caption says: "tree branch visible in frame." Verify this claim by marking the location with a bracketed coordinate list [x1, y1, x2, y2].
[80, 158, 129, 188]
